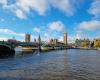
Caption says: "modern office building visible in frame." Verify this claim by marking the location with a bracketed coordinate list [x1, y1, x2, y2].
[63, 32, 67, 45]
[25, 33, 31, 43]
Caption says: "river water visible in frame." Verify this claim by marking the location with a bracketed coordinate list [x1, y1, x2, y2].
[0, 49, 100, 80]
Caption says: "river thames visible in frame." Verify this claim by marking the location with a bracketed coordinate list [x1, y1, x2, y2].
[0, 49, 100, 80]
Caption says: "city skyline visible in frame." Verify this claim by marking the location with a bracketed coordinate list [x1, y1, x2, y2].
[0, 0, 100, 43]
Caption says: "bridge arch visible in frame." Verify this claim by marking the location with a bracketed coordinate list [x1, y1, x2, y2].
[0, 43, 15, 58]
[0, 44, 12, 49]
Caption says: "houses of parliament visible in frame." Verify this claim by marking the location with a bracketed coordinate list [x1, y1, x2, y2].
[25, 32, 68, 46]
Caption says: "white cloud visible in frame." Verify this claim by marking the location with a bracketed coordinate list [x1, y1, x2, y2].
[15, 9, 27, 19]
[3, 0, 48, 19]
[43, 33, 50, 41]
[0, 28, 15, 34]
[0, 0, 7, 5]
[88, 0, 100, 18]
[33, 27, 41, 33]
[75, 30, 83, 39]
[48, 21, 65, 31]
[68, 36, 75, 43]
[50, 0, 75, 16]
[17, 33, 24, 37]
[0, 28, 24, 37]
[0, 18, 5, 22]
[2, 0, 79, 19]
[74, 20, 100, 40]
[0, 37, 8, 41]
[18, 0, 48, 15]
[58, 36, 63, 42]
[78, 20, 100, 31]
[44, 33, 48, 37]
[3, 2, 27, 19]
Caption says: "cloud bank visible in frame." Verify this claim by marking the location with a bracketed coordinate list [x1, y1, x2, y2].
[88, 0, 100, 18]
[78, 20, 100, 31]
[0, 28, 24, 37]
[48, 21, 65, 31]
[1, 0, 79, 19]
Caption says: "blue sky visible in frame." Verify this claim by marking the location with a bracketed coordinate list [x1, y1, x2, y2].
[0, 0, 100, 43]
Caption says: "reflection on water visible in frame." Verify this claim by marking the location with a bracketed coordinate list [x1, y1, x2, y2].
[0, 49, 100, 80]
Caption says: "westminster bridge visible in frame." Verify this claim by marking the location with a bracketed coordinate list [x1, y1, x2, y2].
[0, 41, 67, 57]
